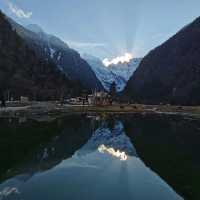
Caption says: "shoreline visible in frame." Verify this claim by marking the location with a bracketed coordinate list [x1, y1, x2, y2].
[0, 102, 200, 120]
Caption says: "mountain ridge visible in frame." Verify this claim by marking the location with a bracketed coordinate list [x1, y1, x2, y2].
[8, 20, 103, 91]
[125, 16, 200, 105]
[0, 10, 83, 100]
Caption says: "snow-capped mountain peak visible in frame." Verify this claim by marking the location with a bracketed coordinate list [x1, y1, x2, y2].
[103, 53, 133, 67]
[83, 54, 142, 92]
[108, 58, 142, 81]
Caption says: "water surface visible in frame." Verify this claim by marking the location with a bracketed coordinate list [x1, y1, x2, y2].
[0, 114, 200, 200]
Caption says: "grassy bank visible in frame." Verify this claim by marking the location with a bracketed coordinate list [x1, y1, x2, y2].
[1, 102, 200, 120]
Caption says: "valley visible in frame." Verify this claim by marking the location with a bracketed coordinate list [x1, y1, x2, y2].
[0, 2, 200, 200]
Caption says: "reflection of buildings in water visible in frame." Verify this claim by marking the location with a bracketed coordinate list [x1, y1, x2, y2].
[18, 116, 27, 124]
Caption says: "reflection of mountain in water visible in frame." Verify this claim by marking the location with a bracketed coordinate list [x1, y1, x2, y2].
[0, 119, 183, 200]
[75, 121, 137, 158]
[1, 116, 93, 182]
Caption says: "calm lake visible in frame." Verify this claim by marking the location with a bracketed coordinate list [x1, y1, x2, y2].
[0, 113, 200, 200]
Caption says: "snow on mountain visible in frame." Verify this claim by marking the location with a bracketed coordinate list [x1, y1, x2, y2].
[109, 58, 142, 82]
[25, 24, 69, 49]
[83, 54, 125, 91]
[8, 20, 103, 90]
[83, 54, 142, 92]
[26, 24, 44, 34]
[75, 120, 137, 157]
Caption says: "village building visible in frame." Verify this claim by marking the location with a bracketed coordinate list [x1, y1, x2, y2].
[20, 96, 29, 103]
[88, 91, 112, 106]
[67, 97, 85, 105]
[66, 91, 113, 106]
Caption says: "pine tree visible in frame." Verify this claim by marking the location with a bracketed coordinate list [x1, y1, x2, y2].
[110, 81, 116, 97]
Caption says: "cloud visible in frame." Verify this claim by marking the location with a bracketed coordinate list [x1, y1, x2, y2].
[6, 0, 32, 18]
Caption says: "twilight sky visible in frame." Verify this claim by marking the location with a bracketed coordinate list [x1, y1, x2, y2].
[1, 0, 200, 59]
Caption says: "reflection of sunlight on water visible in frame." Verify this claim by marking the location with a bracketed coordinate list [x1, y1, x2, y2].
[98, 144, 128, 161]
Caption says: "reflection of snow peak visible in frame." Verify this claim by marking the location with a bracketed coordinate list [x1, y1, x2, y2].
[98, 144, 128, 161]
[75, 121, 137, 157]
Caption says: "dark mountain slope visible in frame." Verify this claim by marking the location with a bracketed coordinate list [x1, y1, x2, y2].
[125, 17, 200, 105]
[0, 11, 82, 100]
[8, 19, 103, 91]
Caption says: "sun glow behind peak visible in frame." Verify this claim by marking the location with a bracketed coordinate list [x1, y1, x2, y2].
[102, 53, 133, 67]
